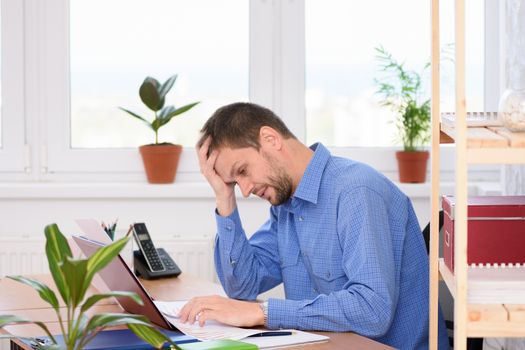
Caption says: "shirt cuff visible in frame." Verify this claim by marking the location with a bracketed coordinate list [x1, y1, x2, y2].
[215, 208, 246, 266]
[267, 298, 302, 329]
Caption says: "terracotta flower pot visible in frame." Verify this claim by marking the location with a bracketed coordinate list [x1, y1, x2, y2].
[396, 150, 429, 183]
[139, 144, 182, 184]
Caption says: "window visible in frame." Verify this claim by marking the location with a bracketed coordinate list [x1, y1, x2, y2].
[0, 1, 499, 181]
[0, 0, 26, 174]
[70, 0, 249, 149]
[305, 0, 485, 147]
[439, 0, 485, 113]
[0, 5, 2, 148]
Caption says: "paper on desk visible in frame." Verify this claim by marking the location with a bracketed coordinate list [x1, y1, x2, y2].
[242, 330, 329, 349]
[154, 300, 268, 341]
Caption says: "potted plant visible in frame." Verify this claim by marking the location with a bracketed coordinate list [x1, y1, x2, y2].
[374, 46, 431, 183]
[0, 224, 178, 350]
[120, 75, 199, 184]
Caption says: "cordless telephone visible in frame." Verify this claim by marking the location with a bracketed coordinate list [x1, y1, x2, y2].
[132, 223, 181, 279]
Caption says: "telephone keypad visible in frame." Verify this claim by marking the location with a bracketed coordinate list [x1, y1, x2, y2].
[141, 240, 165, 271]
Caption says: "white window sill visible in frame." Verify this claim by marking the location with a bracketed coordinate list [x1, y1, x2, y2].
[0, 181, 500, 199]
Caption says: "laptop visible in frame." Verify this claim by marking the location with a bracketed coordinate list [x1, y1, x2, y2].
[72, 235, 176, 330]
[72, 235, 330, 347]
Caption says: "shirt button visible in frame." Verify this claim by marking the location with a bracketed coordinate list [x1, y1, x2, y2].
[230, 258, 236, 266]
[298, 216, 304, 221]
[326, 272, 331, 278]
[226, 225, 232, 231]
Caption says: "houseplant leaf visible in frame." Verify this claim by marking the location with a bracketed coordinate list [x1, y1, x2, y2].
[79, 236, 129, 302]
[140, 77, 164, 111]
[7, 276, 59, 311]
[159, 105, 176, 120]
[0, 315, 57, 344]
[127, 323, 178, 350]
[44, 224, 72, 306]
[61, 257, 88, 309]
[158, 75, 178, 100]
[159, 102, 200, 127]
[118, 107, 153, 130]
[83, 313, 157, 333]
[80, 291, 143, 313]
[68, 313, 88, 349]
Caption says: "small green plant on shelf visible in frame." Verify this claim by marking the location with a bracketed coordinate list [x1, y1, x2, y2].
[0, 224, 179, 350]
[374, 45, 430, 152]
[119, 75, 200, 145]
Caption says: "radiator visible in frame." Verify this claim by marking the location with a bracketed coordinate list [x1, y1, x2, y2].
[0, 236, 215, 350]
[0, 236, 215, 279]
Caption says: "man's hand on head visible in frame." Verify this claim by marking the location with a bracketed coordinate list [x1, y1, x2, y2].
[178, 295, 265, 328]
[196, 137, 237, 217]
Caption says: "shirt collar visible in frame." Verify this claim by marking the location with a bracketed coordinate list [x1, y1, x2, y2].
[291, 143, 331, 205]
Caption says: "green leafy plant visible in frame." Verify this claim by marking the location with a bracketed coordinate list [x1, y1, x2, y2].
[119, 75, 200, 145]
[374, 46, 431, 152]
[0, 224, 179, 350]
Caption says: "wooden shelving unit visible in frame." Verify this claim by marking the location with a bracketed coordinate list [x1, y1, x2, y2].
[429, 1, 525, 349]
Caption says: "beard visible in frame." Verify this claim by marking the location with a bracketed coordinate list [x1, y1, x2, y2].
[267, 169, 293, 205]
[262, 152, 294, 205]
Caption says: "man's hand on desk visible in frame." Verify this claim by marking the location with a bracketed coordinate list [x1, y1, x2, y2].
[178, 295, 264, 327]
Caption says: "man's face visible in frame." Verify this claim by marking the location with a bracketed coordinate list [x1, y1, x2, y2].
[214, 146, 293, 206]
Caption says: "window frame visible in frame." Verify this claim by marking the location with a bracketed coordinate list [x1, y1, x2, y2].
[9, 0, 501, 182]
[0, 0, 27, 175]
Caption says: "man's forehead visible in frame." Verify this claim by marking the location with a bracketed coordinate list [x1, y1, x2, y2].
[215, 147, 255, 178]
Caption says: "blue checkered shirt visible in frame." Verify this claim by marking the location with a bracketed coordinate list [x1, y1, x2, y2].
[214, 143, 449, 350]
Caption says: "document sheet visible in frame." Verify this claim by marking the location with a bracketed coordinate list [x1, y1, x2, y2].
[154, 300, 329, 348]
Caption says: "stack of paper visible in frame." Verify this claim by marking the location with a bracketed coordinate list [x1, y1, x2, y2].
[154, 300, 329, 348]
[467, 265, 525, 304]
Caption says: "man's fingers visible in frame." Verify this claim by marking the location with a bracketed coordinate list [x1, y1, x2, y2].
[178, 299, 194, 323]
[179, 296, 228, 325]
[198, 309, 209, 327]
[197, 137, 212, 161]
[187, 300, 207, 324]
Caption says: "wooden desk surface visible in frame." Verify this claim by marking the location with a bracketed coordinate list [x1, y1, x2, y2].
[0, 274, 394, 350]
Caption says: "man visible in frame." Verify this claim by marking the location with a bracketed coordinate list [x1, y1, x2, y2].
[179, 102, 449, 349]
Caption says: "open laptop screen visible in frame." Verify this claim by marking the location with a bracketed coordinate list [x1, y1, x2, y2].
[72, 235, 174, 330]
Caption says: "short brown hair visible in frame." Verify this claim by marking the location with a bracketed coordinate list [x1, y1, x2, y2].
[197, 102, 296, 155]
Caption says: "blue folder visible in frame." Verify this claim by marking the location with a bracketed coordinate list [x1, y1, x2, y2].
[21, 328, 198, 349]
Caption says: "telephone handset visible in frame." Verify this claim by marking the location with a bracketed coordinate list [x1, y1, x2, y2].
[132, 223, 181, 279]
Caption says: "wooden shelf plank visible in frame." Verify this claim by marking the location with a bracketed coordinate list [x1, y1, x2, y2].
[467, 321, 525, 338]
[488, 127, 525, 147]
[465, 128, 508, 147]
[439, 123, 525, 163]
[439, 260, 525, 337]
[440, 125, 508, 147]
[467, 148, 525, 164]
[439, 259, 456, 299]
[468, 304, 508, 322]
[506, 305, 525, 322]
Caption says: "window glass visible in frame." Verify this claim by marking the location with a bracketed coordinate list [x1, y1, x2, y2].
[70, 0, 248, 148]
[440, 0, 484, 113]
[0, 7, 2, 148]
[305, 0, 484, 147]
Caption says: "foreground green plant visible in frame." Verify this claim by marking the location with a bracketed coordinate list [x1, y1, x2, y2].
[120, 75, 200, 145]
[374, 46, 430, 152]
[0, 224, 179, 350]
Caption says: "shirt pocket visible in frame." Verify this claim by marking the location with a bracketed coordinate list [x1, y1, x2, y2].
[278, 243, 300, 268]
[310, 258, 347, 289]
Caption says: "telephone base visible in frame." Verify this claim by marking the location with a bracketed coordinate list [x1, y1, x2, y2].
[133, 248, 182, 280]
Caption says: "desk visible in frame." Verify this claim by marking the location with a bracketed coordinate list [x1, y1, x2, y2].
[0, 274, 394, 350]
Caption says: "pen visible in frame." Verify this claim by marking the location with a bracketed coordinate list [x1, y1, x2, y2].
[248, 331, 293, 337]
[110, 219, 118, 240]
[125, 224, 134, 238]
